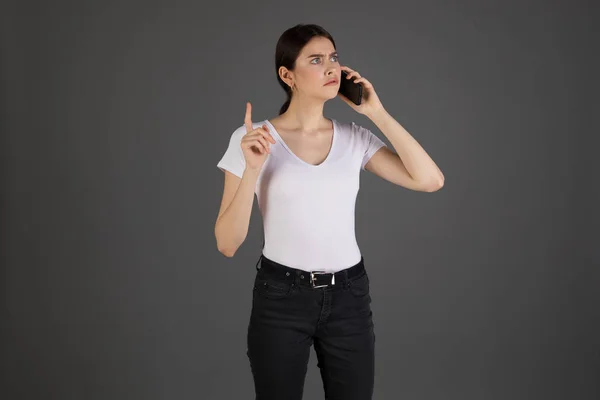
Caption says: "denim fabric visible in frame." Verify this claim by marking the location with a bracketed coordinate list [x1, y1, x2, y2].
[246, 254, 375, 400]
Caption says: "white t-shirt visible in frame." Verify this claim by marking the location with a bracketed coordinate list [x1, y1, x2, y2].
[216, 118, 387, 272]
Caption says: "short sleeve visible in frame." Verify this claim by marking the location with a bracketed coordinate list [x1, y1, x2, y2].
[217, 125, 247, 178]
[356, 123, 387, 170]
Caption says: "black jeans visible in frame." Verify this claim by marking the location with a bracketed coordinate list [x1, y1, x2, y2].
[246, 254, 375, 400]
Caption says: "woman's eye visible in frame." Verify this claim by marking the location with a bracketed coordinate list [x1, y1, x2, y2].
[311, 56, 338, 64]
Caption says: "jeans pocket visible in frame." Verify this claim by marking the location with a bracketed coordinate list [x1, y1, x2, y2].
[254, 277, 293, 300]
[348, 273, 370, 297]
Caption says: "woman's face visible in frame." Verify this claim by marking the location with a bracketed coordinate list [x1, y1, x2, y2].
[288, 37, 341, 100]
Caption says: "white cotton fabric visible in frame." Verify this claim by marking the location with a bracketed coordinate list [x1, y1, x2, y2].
[217, 118, 387, 272]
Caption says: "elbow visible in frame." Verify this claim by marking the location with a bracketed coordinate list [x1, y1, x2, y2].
[422, 175, 445, 192]
[216, 238, 238, 257]
[215, 225, 245, 258]
[424, 182, 444, 192]
[218, 246, 236, 258]
[216, 236, 239, 258]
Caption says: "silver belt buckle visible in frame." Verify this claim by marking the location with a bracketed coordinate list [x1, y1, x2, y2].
[310, 271, 335, 288]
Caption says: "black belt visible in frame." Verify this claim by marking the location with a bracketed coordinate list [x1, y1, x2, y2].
[255, 253, 365, 288]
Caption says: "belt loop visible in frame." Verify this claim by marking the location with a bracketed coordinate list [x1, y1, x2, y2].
[255, 253, 263, 271]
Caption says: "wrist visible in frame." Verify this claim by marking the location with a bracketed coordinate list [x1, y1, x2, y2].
[243, 166, 261, 177]
[367, 106, 388, 121]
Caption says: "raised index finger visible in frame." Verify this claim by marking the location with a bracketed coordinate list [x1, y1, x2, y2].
[244, 102, 253, 133]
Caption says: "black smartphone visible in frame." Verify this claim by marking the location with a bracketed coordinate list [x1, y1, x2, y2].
[338, 70, 363, 105]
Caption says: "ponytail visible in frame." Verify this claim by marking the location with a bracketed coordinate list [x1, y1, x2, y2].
[279, 97, 291, 115]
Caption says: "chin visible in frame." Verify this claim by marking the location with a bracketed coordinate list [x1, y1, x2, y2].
[321, 89, 339, 100]
[310, 88, 338, 102]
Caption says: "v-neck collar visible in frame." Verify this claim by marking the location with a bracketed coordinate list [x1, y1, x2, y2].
[264, 118, 337, 168]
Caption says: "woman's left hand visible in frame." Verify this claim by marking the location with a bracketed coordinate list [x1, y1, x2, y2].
[337, 65, 385, 117]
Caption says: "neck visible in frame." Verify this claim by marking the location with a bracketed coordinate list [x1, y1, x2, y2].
[279, 94, 328, 133]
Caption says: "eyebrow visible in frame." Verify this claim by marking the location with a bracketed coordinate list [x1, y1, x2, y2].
[306, 51, 338, 58]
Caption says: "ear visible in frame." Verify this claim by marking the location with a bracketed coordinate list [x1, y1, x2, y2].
[278, 66, 294, 87]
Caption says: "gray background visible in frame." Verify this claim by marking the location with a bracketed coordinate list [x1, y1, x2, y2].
[1, 0, 598, 399]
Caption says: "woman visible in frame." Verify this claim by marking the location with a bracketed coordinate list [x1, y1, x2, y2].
[215, 24, 444, 400]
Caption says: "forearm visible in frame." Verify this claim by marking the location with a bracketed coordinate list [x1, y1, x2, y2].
[215, 167, 260, 257]
[368, 108, 444, 186]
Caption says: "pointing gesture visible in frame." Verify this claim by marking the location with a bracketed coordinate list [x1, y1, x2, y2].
[241, 102, 276, 171]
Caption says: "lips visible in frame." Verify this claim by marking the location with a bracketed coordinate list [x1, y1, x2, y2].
[324, 79, 338, 86]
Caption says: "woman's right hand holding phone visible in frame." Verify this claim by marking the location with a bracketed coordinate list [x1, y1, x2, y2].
[241, 102, 276, 171]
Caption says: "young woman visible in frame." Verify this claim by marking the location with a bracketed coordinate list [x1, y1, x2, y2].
[215, 24, 444, 400]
